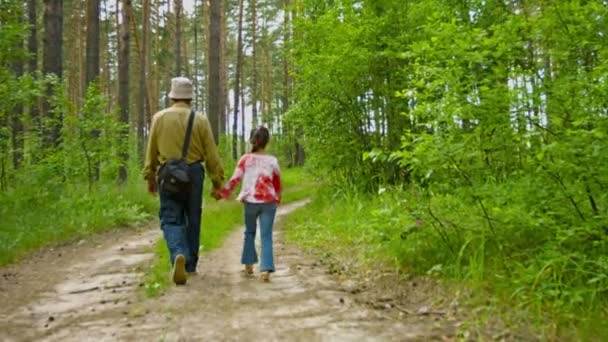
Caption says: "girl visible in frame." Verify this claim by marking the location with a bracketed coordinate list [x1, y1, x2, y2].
[217, 126, 281, 282]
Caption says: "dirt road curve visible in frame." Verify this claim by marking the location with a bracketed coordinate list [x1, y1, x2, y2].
[0, 199, 455, 341]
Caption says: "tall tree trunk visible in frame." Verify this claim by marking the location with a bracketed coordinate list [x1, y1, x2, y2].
[174, 0, 182, 76]
[183, 29, 190, 78]
[78, 3, 87, 106]
[193, 0, 199, 108]
[118, 0, 131, 182]
[219, 0, 227, 135]
[28, 0, 40, 135]
[136, 0, 150, 160]
[240, 71, 246, 154]
[104, 0, 114, 113]
[200, 0, 209, 112]
[163, 0, 172, 107]
[250, 0, 258, 126]
[207, 0, 222, 142]
[42, 0, 64, 149]
[261, 21, 271, 128]
[86, 0, 101, 180]
[28, 0, 38, 74]
[137, 0, 150, 161]
[12, 15, 25, 170]
[232, 0, 244, 160]
[152, 0, 161, 115]
[86, 0, 100, 86]
[282, 0, 290, 116]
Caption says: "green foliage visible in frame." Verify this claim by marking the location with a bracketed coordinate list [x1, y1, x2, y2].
[0, 180, 157, 266]
[289, 0, 608, 336]
[0, 76, 154, 266]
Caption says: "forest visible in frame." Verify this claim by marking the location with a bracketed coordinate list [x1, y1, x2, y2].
[1, 0, 607, 339]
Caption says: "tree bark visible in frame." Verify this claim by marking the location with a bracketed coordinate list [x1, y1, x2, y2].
[232, 0, 244, 160]
[12, 13, 25, 169]
[283, 0, 290, 116]
[193, 0, 199, 108]
[28, 0, 38, 74]
[28, 0, 40, 135]
[251, 0, 258, 126]
[174, 0, 182, 76]
[152, 0, 161, 115]
[118, 0, 131, 182]
[86, 0, 101, 86]
[207, 0, 222, 142]
[219, 0, 227, 135]
[42, 0, 64, 149]
[85, 0, 101, 180]
[138, 0, 150, 161]
[200, 0, 209, 112]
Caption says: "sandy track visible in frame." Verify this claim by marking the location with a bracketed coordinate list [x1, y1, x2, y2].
[0, 199, 455, 341]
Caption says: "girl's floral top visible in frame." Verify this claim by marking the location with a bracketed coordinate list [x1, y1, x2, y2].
[220, 153, 281, 203]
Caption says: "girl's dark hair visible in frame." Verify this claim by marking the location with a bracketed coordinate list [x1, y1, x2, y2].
[250, 126, 270, 153]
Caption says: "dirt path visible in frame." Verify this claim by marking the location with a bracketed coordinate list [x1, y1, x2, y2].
[0, 199, 457, 341]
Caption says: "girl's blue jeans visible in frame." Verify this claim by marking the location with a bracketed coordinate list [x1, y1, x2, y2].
[242, 202, 278, 272]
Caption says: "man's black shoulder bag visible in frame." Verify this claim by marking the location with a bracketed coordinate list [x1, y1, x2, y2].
[158, 110, 195, 196]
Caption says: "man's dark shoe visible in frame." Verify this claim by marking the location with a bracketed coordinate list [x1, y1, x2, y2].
[172, 254, 187, 285]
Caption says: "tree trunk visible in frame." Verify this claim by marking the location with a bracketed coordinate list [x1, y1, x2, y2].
[193, 0, 199, 108]
[118, 0, 131, 183]
[78, 3, 87, 106]
[282, 0, 290, 116]
[174, 0, 182, 76]
[28, 0, 38, 74]
[200, 0, 209, 112]
[251, 0, 258, 126]
[232, 0, 244, 160]
[103, 0, 114, 113]
[86, 0, 100, 86]
[138, 0, 150, 161]
[163, 0, 172, 107]
[12, 28, 25, 169]
[261, 21, 271, 128]
[240, 72, 246, 154]
[219, 0, 227, 136]
[28, 0, 40, 135]
[152, 0, 161, 115]
[42, 0, 64, 149]
[86, 0, 101, 180]
[207, 0, 222, 143]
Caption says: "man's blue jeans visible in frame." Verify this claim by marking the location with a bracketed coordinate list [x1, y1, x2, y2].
[159, 163, 204, 272]
[242, 202, 278, 272]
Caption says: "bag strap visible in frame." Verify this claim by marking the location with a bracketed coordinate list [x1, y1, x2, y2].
[181, 110, 196, 160]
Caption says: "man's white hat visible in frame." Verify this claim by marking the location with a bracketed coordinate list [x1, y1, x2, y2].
[168, 77, 193, 100]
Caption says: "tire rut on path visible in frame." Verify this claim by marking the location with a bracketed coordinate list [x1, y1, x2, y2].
[1, 199, 454, 341]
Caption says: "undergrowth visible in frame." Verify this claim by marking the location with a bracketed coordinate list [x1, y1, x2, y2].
[0, 179, 157, 266]
[284, 181, 608, 340]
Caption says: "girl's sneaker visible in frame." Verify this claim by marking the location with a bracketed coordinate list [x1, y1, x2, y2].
[260, 271, 270, 282]
[243, 264, 254, 276]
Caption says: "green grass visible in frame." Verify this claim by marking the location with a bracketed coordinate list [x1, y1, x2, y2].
[0, 179, 158, 266]
[282, 188, 608, 340]
[143, 167, 315, 297]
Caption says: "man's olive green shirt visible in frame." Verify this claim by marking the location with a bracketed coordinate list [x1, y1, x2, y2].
[143, 102, 225, 189]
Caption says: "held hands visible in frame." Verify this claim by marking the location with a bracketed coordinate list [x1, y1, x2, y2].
[147, 178, 157, 194]
[212, 188, 223, 200]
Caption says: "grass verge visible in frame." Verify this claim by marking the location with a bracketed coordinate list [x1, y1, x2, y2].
[0, 180, 158, 266]
[282, 189, 608, 341]
[143, 167, 315, 297]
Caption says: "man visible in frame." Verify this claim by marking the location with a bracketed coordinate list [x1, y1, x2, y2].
[143, 77, 224, 285]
